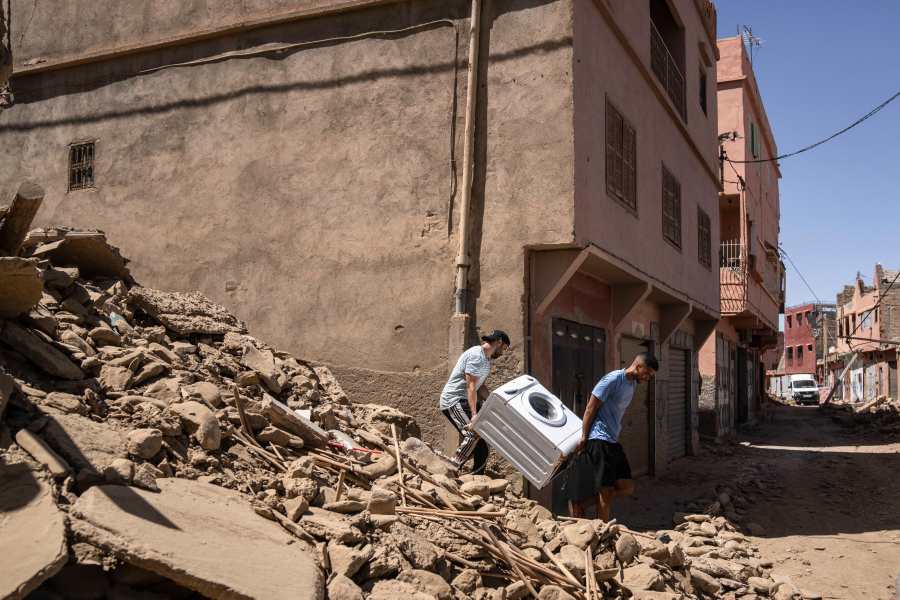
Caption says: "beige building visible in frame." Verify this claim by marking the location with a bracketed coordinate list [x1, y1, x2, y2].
[828, 265, 899, 403]
[698, 36, 783, 438]
[1, 0, 722, 498]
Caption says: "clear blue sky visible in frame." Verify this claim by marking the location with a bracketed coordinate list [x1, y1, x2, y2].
[715, 1, 900, 308]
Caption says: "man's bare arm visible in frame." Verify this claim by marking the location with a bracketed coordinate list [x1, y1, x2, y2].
[576, 394, 603, 453]
[464, 373, 479, 417]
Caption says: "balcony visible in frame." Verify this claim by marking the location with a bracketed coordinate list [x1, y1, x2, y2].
[650, 20, 686, 121]
[720, 239, 746, 315]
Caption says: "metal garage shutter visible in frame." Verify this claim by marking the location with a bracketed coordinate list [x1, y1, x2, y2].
[667, 348, 689, 461]
[618, 337, 651, 477]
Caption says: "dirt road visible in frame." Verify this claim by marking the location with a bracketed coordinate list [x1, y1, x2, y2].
[615, 405, 900, 600]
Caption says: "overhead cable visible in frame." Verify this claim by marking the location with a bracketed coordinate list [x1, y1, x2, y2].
[727, 88, 900, 164]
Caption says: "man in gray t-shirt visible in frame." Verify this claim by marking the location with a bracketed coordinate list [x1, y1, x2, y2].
[440, 330, 510, 474]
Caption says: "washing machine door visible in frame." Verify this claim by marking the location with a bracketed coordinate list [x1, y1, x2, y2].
[525, 390, 567, 427]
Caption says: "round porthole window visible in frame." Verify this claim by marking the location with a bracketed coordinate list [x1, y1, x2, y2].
[526, 392, 566, 427]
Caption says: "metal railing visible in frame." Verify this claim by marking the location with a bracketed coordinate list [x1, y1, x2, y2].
[720, 239, 743, 270]
[650, 20, 686, 121]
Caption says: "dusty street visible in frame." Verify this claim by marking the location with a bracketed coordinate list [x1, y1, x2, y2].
[616, 405, 900, 600]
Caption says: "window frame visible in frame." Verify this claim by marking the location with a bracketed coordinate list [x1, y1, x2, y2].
[660, 164, 682, 249]
[750, 122, 760, 159]
[605, 97, 638, 215]
[697, 206, 711, 269]
[68, 140, 97, 192]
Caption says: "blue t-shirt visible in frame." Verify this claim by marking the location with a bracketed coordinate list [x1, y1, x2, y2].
[588, 369, 636, 443]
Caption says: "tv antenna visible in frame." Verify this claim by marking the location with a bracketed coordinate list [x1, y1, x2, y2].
[739, 25, 763, 64]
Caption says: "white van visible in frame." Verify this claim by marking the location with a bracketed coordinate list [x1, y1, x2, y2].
[787, 374, 819, 405]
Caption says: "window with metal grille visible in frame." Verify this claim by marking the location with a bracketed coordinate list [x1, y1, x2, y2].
[605, 99, 637, 212]
[68, 142, 95, 191]
[661, 165, 681, 248]
[697, 207, 711, 268]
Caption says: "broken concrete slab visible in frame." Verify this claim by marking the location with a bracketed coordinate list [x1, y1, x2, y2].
[70, 478, 324, 600]
[0, 321, 85, 380]
[31, 230, 129, 279]
[0, 460, 68, 600]
[259, 396, 329, 448]
[0, 181, 45, 257]
[0, 258, 42, 317]
[14, 428, 72, 479]
[127, 287, 247, 335]
[40, 411, 128, 478]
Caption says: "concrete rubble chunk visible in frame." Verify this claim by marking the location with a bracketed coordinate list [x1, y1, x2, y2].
[615, 531, 641, 565]
[562, 520, 595, 549]
[0, 459, 68, 600]
[127, 286, 247, 335]
[241, 343, 282, 394]
[299, 507, 364, 544]
[537, 585, 577, 600]
[0, 321, 85, 380]
[328, 574, 364, 600]
[42, 391, 88, 415]
[70, 478, 324, 600]
[259, 396, 328, 448]
[395, 569, 453, 600]
[402, 436, 453, 476]
[0, 258, 42, 317]
[40, 412, 128, 479]
[170, 401, 221, 450]
[14, 428, 72, 479]
[126, 428, 163, 459]
[0, 181, 45, 257]
[327, 542, 372, 578]
[88, 326, 122, 346]
[621, 563, 664, 591]
[31, 230, 129, 279]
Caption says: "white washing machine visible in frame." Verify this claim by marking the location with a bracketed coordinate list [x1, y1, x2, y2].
[470, 375, 582, 489]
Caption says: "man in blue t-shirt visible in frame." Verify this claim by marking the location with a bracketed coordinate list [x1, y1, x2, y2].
[570, 352, 658, 520]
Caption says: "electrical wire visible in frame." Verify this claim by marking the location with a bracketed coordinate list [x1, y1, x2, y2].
[727, 88, 900, 164]
[778, 246, 822, 304]
[843, 268, 900, 350]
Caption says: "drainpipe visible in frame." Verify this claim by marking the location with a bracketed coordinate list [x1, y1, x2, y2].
[453, 0, 483, 316]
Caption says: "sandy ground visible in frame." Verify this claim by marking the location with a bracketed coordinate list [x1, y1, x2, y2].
[613, 404, 900, 600]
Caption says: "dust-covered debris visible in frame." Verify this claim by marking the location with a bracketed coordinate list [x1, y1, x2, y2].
[0, 224, 804, 600]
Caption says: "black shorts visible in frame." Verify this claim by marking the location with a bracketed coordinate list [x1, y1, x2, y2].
[568, 439, 632, 501]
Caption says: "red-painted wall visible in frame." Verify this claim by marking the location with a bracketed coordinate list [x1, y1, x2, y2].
[783, 304, 816, 374]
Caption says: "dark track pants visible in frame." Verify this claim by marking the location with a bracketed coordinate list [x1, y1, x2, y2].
[442, 401, 488, 475]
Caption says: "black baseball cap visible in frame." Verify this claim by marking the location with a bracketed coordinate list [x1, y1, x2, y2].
[481, 329, 511, 346]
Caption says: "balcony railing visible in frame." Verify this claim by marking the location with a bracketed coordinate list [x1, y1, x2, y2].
[720, 239, 743, 270]
[650, 21, 686, 121]
[720, 239, 747, 315]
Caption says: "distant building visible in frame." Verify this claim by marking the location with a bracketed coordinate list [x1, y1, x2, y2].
[698, 36, 784, 439]
[826, 265, 899, 402]
[780, 303, 835, 376]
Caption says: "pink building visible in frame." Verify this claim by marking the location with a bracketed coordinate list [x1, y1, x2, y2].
[828, 265, 899, 402]
[698, 36, 784, 438]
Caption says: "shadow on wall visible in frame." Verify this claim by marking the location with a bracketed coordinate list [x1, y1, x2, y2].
[3, 0, 571, 133]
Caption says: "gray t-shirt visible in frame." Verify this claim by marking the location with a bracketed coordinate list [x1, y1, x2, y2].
[439, 345, 492, 410]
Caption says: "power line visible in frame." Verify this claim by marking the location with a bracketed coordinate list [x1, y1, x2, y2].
[727, 88, 900, 164]
[778, 246, 822, 304]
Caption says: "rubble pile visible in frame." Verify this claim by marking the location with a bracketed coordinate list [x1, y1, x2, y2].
[823, 397, 900, 435]
[0, 223, 807, 597]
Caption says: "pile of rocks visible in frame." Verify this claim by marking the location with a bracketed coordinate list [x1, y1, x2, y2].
[0, 203, 808, 598]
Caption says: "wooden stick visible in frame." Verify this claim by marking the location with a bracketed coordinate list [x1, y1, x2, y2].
[483, 525, 539, 599]
[268, 442, 286, 462]
[445, 551, 481, 569]
[334, 469, 346, 502]
[390, 424, 408, 507]
[233, 387, 257, 443]
[397, 507, 504, 519]
[270, 508, 316, 543]
[543, 545, 582, 588]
